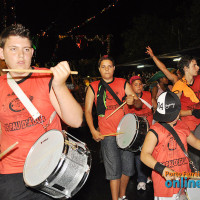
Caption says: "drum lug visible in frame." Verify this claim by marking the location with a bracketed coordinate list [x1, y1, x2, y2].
[44, 180, 49, 186]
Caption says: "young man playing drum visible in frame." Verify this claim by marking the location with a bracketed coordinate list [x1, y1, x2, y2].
[85, 55, 142, 200]
[0, 24, 83, 200]
[141, 91, 200, 200]
[125, 75, 153, 190]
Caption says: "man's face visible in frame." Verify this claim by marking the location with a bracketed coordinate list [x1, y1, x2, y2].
[0, 36, 34, 71]
[99, 59, 115, 81]
[131, 80, 143, 95]
[186, 59, 199, 77]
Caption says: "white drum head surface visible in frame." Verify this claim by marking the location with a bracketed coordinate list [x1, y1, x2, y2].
[186, 179, 200, 199]
[116, 114, 137, 149]
[23, 129, 64, 187]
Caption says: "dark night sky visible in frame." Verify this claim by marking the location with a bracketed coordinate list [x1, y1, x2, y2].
[14, 0, 182, 35]
[1, 0, 193, 70]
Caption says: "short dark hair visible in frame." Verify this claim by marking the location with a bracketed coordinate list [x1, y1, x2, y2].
[98, 55, 115, 68]
[177, 55, 197, 75]
[0, 24, 32, 48]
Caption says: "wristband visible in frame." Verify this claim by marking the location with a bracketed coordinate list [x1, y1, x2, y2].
[154, 162, 166, 175]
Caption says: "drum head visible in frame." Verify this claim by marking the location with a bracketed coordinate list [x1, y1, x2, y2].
[116, 113, 137, 149]
[23, 129, 64, 187]
[186, 179, 200, 199]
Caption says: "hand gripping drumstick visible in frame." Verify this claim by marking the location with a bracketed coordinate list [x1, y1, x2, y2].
[3, 69, 78, 75]
[0, 142, 19, 159]
[106, 101, 127, 120]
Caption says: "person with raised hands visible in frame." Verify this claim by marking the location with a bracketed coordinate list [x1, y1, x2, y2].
[146, 46, 180, 84]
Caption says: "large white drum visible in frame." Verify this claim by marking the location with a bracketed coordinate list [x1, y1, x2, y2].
[116, 113, 149, 152]
[23, 129, 91, 199]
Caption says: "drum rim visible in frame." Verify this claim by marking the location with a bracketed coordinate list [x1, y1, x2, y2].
[116, 113, 138, 149]
[23, 129, 66, 187]
[116, 114, 149, 151]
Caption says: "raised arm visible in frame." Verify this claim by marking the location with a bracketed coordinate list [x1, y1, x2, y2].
[50, 61, 83, 128]
[146, 46, 178, 84]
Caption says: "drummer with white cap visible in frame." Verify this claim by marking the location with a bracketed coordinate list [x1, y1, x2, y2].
[141, 91, 200, 200]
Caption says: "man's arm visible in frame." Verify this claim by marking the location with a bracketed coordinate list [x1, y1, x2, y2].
[85, 86, 104, 142]
[141, 131, 177, 180]
[146, 46, 178, 84]
[50, 61, 83, 128]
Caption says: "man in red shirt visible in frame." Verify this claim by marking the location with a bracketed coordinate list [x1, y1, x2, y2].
[0, 24, 83, 200]
[85, 55, 142, 200]
[172, 55, 200, 171]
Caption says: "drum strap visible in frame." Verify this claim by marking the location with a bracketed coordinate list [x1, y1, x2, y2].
[7, 73, 56, 125]
[139, 98, 152, 109]
[7, 72, 41, 120]
[159, 122, 198, 172]
[101, 79, 123, 106]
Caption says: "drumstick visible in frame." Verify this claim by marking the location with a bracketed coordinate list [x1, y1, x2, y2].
[0, 142, 18, 159]
[106, 101, 127, 119]
[103, 132, 124, 137]
[184, 175, 200, 180]
[3, 69, 78, 75]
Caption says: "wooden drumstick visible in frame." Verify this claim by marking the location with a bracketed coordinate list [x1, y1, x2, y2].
[3, 69, 78, 75]
[106, 101, 127, 119]
[103, 132, 124, 137]
[0, 142, 18, 159]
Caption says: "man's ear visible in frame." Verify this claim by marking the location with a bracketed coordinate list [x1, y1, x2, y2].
[183, 66, 188, 73]
[0, 48, 5, 60]
[31, 48, 34, 57]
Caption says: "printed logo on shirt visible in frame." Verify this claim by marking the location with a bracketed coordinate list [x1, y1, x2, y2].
[162, 157, 188, 168]
[4, 116, 46, 132]
[9, 96, 33, 112]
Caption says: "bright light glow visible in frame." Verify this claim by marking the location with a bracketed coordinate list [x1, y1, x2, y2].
[173, 57, 181, 62]
[137, 65, 144, 68]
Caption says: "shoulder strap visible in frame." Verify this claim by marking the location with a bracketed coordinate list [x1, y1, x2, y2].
[7, 73, 41, 120]
[159, 122, 189, 158]
[139, 97, 152, 109]
[101, 79, 123, 105]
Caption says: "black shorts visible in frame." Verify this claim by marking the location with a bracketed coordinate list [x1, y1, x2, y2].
[0, 173, 53, 200]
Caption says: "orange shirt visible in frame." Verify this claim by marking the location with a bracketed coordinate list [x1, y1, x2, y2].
[90, 78, 126, 135]
[172, 75, 200, 131]
[0, 68, 62, 174]
[150, 121, 191, 197]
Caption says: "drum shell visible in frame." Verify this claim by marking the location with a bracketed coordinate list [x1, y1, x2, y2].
[23, 130, 91, 199]
[116, 114, 149, 152]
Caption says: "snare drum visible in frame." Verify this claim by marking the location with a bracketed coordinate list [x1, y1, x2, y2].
[23, 129, 91, 199]
[116, 113, 149, 152]
[178, 179, 200, 200]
